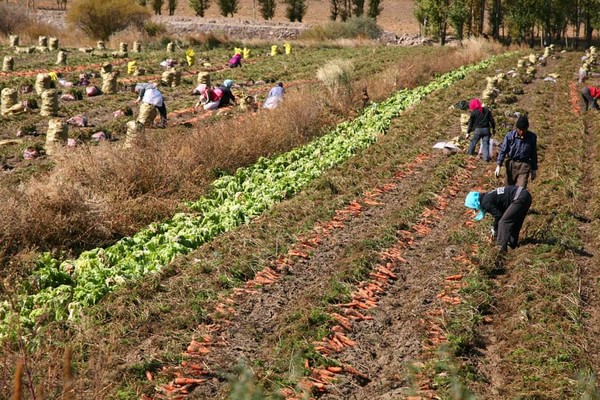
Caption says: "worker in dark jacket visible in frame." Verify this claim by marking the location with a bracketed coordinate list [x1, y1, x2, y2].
[465, 186, 532, 252]
[495, 116, 538, 188]
[466, 98, 496, 161]
[581, 85, 600, 111]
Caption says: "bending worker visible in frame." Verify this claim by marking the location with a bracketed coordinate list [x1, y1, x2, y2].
[581, 85, 600, 111]
[465, 186, 532, 252]
[495, 115, 538, 188]
[134, 83, 167, 128]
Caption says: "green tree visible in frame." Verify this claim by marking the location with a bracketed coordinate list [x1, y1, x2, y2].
[330, 0, 341, 20]
[189, 0, 210, 16]
[414, 0, 450, 45]
[367, 0, 382, 19]
[257, 0, 276, 19]
[448, 0, 469, 39]
[168, 0, 177, 15]
[151, 0, 163, 15]
[352, 0, 364, 16]
[218, 0, 238, 16]
[66, 0, 149, 41]
[285, 0, 307, 22]
[505, 0, 537, 44]
[488, 0, 503, 39]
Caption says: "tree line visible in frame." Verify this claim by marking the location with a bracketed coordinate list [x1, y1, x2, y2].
[141, 0, 382, 23]
[414, 0, 600, 47]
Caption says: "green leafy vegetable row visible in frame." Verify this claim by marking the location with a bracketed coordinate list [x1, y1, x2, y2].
[0, 54, 505, 342]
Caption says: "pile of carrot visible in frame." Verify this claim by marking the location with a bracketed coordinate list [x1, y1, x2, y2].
[569, 81, 582, 116]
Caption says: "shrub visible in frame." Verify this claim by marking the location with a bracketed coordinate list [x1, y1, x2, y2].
[143, 21, 167, 37]
[285, 0, 307, 22]
[66, 0, 150, 41]
[188, 0, 210, 17]
[316, 58, 354, 97]
[258, 0, 276, 20]
[167, 0, 177, 15]
[0, 4, 29, 36]
[217, 0, 238, 17]
[151, 0, 164, 15]
[299, 16, 381, 40]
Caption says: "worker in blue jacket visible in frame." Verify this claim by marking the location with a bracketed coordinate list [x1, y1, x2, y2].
[465, 186, 532, 252]
[495, 116, 538, 188]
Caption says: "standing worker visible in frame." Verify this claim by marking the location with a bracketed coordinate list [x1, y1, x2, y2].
[134, 83, 167, 128]
[495, 116, 538, 188]
[466, 98, 496, 161]
[465, 186, 532, 252]
[581, 85, 600, 111]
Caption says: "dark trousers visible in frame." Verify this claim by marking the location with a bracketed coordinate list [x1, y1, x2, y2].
[156, 103, 167, 121]
[497, 189, 532, 250]
[468, 128, 491, 161]
[505, 159, 531, 188]
[581, 86, 599, 111]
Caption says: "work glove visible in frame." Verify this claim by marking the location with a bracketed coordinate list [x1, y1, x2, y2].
[531, 170, 537, 181]
[494, 165, 501, 178]
[490, 226, 497, 239]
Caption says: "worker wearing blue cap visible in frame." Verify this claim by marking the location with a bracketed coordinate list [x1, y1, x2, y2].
[465, 186, 532, 252]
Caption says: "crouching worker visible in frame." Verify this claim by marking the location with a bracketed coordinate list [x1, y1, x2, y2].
[134, 83, 167, 128]
[263, 82, 284, 109]
[228, 53, 242, 68]
[194, 84, 222, 111]
[218, 79, 236, 107]
[465, 186, 532, 252]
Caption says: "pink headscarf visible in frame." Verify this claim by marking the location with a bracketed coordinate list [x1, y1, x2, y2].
[469, 98, 483, 113]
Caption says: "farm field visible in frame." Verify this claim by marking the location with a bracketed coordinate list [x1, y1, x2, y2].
[1, 35, 600, 400]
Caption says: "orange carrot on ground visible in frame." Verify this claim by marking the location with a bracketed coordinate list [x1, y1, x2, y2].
[327, 366, 343, 373]
[445, 274, 463, 281]
[174, 377, 206, 385]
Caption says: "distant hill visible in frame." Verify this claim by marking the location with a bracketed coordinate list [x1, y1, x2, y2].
[31, 0, 419, 35]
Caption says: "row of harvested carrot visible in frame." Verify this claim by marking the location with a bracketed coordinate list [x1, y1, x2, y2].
[150, 152, 432, 399]
[411, 157, 479, 398]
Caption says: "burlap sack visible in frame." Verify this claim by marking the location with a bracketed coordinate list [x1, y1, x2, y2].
[133, 41, 142, 53]
[197, 71, 211, 86]
[35, 46, 49, 53]
[101, 71, 119, 94]
[167, 42, 175, 52]
[2, 56, 14, 72]
[40, 89, 59, 117]
[161, 69, 175, 87]
[137, 103, 157, 126]
[35, 73, 53, 96]
[9, 35, 19, 47]
[172, 69, 181, 88]
[14, 46, 34, 54]
[48, 37, 59, 50]
[46, 118, 68, 155]
[119, 42, 128, 53]
[38, 36, 48, 47]
[97, 41, 106, 50]
[1, 88, 18, 116]
[125, 120, 145, 147]
[56, 51, 67, 65]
